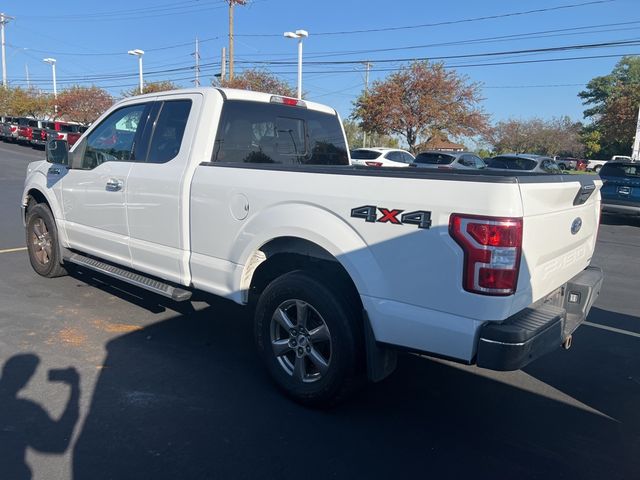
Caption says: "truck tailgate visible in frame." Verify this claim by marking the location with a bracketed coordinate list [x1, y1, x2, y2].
[517, 176, 602, 303]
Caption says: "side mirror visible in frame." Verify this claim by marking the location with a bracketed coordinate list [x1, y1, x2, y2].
[46, 139, 69, 166]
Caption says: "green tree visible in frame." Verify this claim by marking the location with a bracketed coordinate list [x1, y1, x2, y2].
[579, 56, 640, 157]
[352, 61, 489, 153]
[580, 127, 602, 159]
[342, 119, 399, 149]
[0, 87, 14, 115]
[9, 88, 53, 119]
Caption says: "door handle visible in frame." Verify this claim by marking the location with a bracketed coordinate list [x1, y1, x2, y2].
[106, 178, 124, 192]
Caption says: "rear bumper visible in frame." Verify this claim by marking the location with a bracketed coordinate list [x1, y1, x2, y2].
[476, 266, 603, 371]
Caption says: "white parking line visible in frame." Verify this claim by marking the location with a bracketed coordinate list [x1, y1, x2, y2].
[0, 247, 27, 254]
[584, 321, 640, 339]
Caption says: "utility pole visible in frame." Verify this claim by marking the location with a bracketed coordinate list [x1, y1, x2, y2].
[227, 0, 246, 81]
[0, 13, 14, 89]
[632, 103, 640, 161]
[362, 61, 371, 148]
[221, 47, 226, 81]
[193, 37, 200, 87]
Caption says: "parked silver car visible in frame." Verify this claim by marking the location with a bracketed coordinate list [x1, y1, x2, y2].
[412, 151, 486, 170]
[486, 154, 562, 173]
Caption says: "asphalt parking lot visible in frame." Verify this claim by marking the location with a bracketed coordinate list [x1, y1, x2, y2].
[0, 140, 638, 479]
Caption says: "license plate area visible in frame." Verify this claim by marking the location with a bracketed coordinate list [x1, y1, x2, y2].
[618, 186, 631, 195]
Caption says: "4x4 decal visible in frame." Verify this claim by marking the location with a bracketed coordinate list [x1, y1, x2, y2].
[350, 205, 432, 229]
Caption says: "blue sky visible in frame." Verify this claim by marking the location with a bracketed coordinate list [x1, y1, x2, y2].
[4, 0, 639, 124]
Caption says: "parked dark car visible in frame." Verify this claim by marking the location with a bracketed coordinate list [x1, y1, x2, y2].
[30, 121, 56, 148]
[599, 161, 640, 217]
[486, 154, 562, 173]
[555, 157, 588, 170]
[412, 151, 486, 170]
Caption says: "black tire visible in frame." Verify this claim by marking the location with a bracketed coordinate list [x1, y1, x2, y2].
[26, 204, 67, 278]
[594, 165, 602, 173]
[255, 270, 364, 407]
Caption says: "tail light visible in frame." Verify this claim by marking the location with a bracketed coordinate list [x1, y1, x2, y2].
[57, 133, 64, 139]
[270, 95, 306, 108]
[365, 161, 383, 167]
[41, 130, 47, 140]
[10, 126, 17, 132]
[449, 214, 523, 296]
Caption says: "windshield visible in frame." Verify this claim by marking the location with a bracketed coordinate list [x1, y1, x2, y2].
[414, 152, 455, 165]
[350, 150, 382, 160]
[487, 156, 537, 170]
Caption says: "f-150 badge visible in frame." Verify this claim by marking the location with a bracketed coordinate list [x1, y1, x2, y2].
[350, 205, 432, 229]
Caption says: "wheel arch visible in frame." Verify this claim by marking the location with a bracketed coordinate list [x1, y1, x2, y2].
[24, 188, 51, 219]
[242, 236, 363, 308]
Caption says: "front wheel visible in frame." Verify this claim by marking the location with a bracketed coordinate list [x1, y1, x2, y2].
[26, 204, 67, 278]
[254, 271, 363, 407]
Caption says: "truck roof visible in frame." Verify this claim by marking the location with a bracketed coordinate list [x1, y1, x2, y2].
[115, 87, 337, 115]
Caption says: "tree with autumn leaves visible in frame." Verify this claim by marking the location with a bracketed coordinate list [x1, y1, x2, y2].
[0, 85, 113, 125]
[215, 69, 296, 97]
[352, 61, 489, 153]
[56, 86, 113, 125]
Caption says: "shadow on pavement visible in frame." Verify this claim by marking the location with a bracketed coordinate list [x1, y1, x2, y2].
[0, 354, 80, 480]
[72, 295, 640, 480]
[600, 214, 640, 227]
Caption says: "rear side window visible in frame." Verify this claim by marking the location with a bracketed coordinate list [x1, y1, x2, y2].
[146, 100, 192, 164]
[600, 163, 640, 177]
[350, 149, 381, 160]
[213, 100, 348, 166]
[414, 152, 455, 165]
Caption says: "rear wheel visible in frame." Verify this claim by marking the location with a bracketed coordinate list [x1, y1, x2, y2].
[594, 165, 602, 173]
[26, 204, 66, 278]
[255, 271, 363, 407]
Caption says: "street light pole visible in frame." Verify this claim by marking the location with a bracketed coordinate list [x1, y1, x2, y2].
[1, 13, 14, 89]
[284, 29, 308, 100]
[43, 58, 57, 115]
[127, 49, 145, 94]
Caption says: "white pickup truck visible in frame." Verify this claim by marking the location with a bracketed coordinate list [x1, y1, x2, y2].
[22, 88, 604, 406]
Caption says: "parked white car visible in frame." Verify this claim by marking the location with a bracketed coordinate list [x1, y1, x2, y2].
[350, 147, 414, 167]
[587, 159, 608, 172]
[22, 87, 604, 406]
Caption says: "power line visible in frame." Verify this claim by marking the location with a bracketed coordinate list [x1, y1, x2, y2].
[234, 39, 640, 65]
[17, 1, 228, 21]
[7, 36, 220, 57]
[236, 0, 615, 37]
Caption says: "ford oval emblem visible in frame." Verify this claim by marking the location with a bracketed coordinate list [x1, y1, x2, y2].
[571, 217, 582, 235]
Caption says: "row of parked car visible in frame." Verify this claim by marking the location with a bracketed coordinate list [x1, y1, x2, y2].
[1, 116, 87, 149]
[350, 147, 573, 173]
[351, 147, 639, 217]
